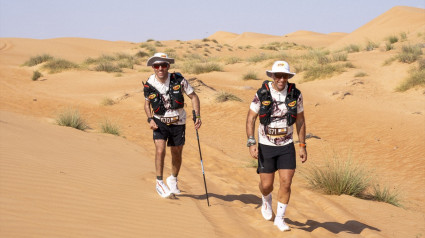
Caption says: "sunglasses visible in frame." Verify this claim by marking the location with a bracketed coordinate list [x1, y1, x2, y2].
[273, 73, 290, 79]
[152, 63, 169, 69]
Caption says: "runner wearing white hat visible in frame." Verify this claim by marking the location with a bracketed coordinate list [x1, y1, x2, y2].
[246, 60, 307, 231]
[143, 52, 202, 198]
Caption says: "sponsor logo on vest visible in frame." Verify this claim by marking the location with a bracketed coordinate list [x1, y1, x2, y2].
[288, 101, 296, 107]
[149, 94, 157, 99]
[262, 101, 271, 106]
[173, 85, 181, 90]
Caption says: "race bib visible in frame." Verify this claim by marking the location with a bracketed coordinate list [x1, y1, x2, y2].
[266, 127, 287, 136]
[160, 116, 179, 125]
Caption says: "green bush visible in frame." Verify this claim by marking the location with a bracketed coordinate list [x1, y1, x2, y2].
[302, 157, 370, 196]
[243, 71, 259, 80]
[56, 108, 87, 130]
[100, 120, 120, 136]
[354, 71, 368, 77]
[42, 59, 78, 73]
[94, 62, 122, 73]
[365, 41, 378, 51]
[224, 57, 242, 65]
[344, 44, 360, 53]
[302, 64, 346, 82]
[397, 44, 423, 63]
[387, 35, 399, 44]
[23, 54, 54, 66]
[215, 91, 242, 103]
[371, 184, 402, 207]
[396, 59, 425, 91]
[32, 71, 42, 81]
[332, 52, 348, 62]
[385, 42, 394, 51]
[183, 62, 223, 74]
[135, 50, 149, 58]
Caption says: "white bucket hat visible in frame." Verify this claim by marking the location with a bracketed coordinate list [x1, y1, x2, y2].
[146, 52, 175, 66]
[266, 61, 296, 79]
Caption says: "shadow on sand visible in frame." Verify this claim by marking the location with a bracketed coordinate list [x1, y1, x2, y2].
[286, 218, 381, 235]
[180, 193, 381, 235]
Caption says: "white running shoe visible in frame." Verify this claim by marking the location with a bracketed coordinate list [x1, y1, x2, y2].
[166, 175, 181, 194]
[274, 217, 291, 231]
[261, 194, 273, 220]
[156, 180, 172, 198]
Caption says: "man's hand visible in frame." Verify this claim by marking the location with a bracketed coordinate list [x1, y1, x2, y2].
[249, 145, 258, 159]
[194, 118, 202, 130]
[149, 120, 158, 130]
[299, 147, 307, 163]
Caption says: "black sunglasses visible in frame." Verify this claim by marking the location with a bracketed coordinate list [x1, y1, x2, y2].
[152, 63, 169, 69]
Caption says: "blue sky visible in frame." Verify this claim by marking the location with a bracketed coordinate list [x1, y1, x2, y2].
[0, 0, 424, 42]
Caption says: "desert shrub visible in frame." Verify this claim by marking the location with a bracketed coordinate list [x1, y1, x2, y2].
[140, 43, 156, 54]
[146, 39, 154, 42]
[371, 184, 402, 207]
[56, 108, 87, 130]
[396, 59, 425, 91]
[183, 62, 223, 74]
[354, 71, 368, 77]
[202, 38, 210, 42]
[365, 41, 378, 51]
[387, 35, 399, 44]
[100, 120, 120, 136]
[212, 39, 218, 44]
[215, 91, 242, 103]
[23, 54, 54, 66]
[94, 62, 122, 72]
[344, 44, 360, 53]
[32, 71, 42, 81]
[243, 71, 259, 80]
[397, 44, 423, 63]
[224, 57, 242, 65]
[135, 50, 149, 58]
[302, 156, 370, 196]
[100, 97, 115, 106]
[247, 53, 269, 63]
[155, 41, 164, 47]
[302, 64, 346, 82]
[42, 59, 78, 73]
[332, 52, 348, 62]
[385, 42, 394, 51]
[399, 32, 407, 41]
[302, 50, 331, 64]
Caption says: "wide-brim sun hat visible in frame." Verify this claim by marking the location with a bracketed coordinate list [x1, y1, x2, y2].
[146, 52, 175, 66]
[266, 61, 296, 79]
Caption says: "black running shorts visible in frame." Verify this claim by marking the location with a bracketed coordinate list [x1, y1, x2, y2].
[153, 117, 186, 147]
[257, 142, 296, 173]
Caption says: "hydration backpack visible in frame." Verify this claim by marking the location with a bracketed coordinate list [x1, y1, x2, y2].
[143, 72, 185, 116]
[257, 80, 300, 126]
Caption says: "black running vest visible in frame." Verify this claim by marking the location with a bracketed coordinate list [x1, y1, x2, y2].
[257, 80, 300, 126]
[143, 73, 185, 116]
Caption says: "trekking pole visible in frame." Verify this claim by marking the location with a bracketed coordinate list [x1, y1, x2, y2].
[192, 110, 210, 207]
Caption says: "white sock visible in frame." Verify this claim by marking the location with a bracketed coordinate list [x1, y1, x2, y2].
[263, 193, 271, 200]
[276, 202, 287, 218]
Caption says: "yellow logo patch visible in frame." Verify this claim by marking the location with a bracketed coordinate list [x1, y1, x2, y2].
[148, 94, 156, 99]
[262, 101, 271, 106]
[173, 85, 181, 90]
[288, 101, 296, 107]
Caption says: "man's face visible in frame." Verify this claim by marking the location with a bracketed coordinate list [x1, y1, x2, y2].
[272, 73, 290, 91]
[152, 62, 169, 80]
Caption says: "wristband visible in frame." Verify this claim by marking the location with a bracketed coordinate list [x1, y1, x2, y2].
[247, 137, 256, 147]
[299, 143, 306, 147]
[147, 117, 153, 123]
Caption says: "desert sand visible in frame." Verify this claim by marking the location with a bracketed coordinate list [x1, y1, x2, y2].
[1, 6, 424, 238]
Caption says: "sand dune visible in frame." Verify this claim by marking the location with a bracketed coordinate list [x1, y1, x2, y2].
[1, 5, 425, 238]
[330, 6, 425, 49]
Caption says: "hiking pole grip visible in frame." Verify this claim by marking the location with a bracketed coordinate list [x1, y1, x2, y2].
[192, 110, 210, 206]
